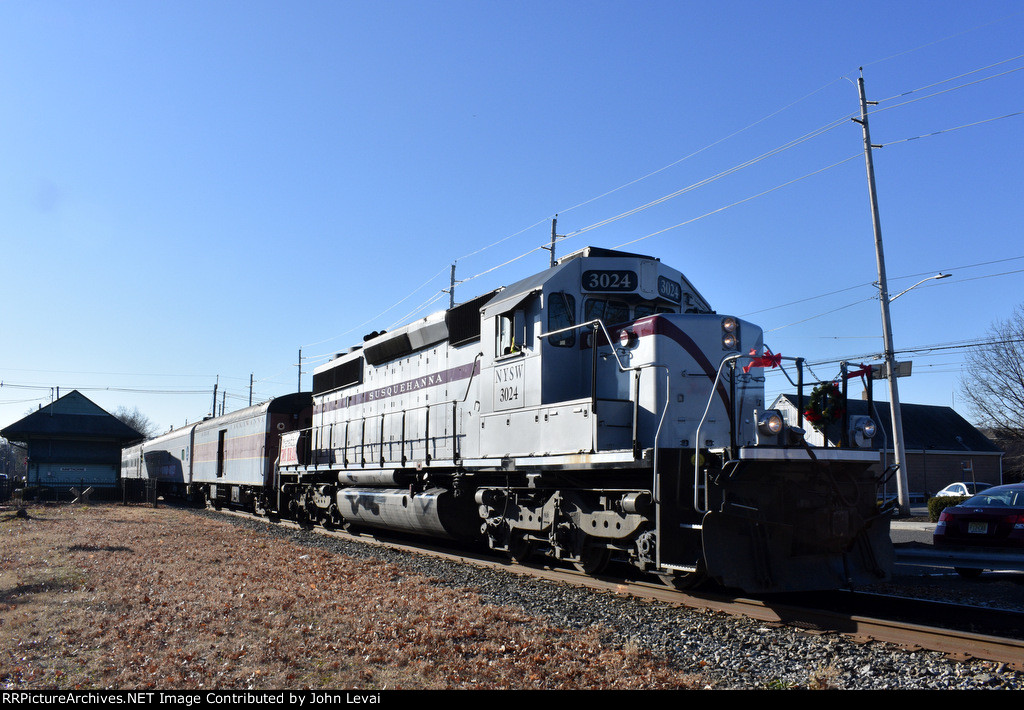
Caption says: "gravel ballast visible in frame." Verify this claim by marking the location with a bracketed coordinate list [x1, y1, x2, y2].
[221, 511, 1024, 690]
[5, 503, 1019, 690]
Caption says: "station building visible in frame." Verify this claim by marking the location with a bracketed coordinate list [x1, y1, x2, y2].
[0, 390, 143, 496]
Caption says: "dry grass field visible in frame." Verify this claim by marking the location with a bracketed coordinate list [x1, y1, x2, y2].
[0, 503, 701, 690]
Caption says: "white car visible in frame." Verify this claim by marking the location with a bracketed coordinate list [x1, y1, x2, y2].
[935, 481, 993, 498]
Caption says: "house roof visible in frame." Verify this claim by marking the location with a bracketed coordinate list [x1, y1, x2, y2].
[772, 394, 1002, 454]
[0, 390, 143, 443]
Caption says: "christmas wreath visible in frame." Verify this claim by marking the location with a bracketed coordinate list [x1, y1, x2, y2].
[803, 382, 845, 432]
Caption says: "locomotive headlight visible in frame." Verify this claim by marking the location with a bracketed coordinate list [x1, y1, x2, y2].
[757, 410, 784, 436]
[754, 408, 786, 445]
[722, 317, 740, 350]
[850, 416, 877, 447]
[859, 419, 877, 438]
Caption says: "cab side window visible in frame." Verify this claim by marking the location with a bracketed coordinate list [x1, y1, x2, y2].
[547, 293, 576, 347]
[496, 309, 528, 357]
[496, 313, 516, 356]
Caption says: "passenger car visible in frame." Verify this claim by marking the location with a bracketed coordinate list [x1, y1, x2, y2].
[935, 481, 993, 498]
[933, 483, 1024, 553]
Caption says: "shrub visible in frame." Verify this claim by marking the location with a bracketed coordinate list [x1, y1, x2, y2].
[927, 495, 968, 522]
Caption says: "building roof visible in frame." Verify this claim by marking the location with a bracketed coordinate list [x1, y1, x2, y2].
[0, 390, 143, 443]
[772, 394, 1002, 454]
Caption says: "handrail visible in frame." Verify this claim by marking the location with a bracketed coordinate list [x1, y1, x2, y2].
[282, 352, 484, 470]
[539, 318, 670, 499]
[693, 353, 741, 513]
[692, 351, 801, 513]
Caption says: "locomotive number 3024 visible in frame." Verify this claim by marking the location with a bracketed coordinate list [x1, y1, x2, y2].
[582, 270, 636, 292]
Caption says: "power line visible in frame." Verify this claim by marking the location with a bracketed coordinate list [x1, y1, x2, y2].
[748, 255, 1024, 322]
[300, 263, 452, 350]
[869, 65, 1024, 119]
[613, 154, 861, 250]
[551, 78, 847, 218]
[874, 53, 1024, 103]
[762, 296, 878, 334]
[424, 67, 1021, 313]
[880, 111, 1024, 147]
[299, 48, 1021, 352]
[300, 78, 865, 348]
[793, 337, 1024, 369]
[565, 114, 855, 242]
[860, 13, 1024, 70]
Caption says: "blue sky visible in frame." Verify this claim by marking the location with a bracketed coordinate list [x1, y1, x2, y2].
[1, 1, 1021, 434]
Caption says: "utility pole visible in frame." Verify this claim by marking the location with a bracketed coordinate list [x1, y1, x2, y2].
[297, 349, 302, 393]
[442, 263, 462, 309]
[211, 376, 218, 418]
[854, 69, 910, 517]
[249, 373, 253, 407]
[543, 216, 559, 268]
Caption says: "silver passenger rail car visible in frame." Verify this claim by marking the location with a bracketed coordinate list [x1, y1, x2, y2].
[191, 392, 312, 512]
[139, 424, 198, 501]
[120, 442, 144, 482]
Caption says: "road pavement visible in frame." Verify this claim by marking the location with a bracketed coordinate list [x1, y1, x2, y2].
[891, 515, 936, 546]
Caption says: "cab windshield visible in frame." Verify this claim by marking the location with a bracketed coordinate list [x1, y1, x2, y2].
[634, 302, 676, 319]
[584, 299, 630, 326]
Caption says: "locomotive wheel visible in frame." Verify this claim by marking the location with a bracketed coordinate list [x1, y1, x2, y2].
[573, 545, 611, 575]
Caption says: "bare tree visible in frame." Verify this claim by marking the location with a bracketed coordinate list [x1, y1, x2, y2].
[959, 305, 1024, 480]
[0, 438, 27, 478]
[113, 406, 158, 439]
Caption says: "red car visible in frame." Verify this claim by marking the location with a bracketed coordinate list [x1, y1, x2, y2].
[933, 483, 1024, 550]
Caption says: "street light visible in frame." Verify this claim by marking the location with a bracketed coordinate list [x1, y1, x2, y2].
[872, 271, 951, 518]
[888, 273, 951, 303]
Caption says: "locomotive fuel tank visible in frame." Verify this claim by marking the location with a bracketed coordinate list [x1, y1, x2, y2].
[335, 487, 481, 539]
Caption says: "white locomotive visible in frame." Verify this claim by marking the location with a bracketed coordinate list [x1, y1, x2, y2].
[275, 246, 893, 593]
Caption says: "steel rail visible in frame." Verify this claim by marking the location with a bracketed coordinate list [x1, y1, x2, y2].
[208, 506, 1024, 672]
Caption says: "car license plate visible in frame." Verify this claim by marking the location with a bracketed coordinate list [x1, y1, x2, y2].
[968, 522, 988, 534]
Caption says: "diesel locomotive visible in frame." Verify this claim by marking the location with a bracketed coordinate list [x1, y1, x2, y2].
[124, 246, 894, 593]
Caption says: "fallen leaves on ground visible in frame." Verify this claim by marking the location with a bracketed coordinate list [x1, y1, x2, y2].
[0, 504, 701, 690]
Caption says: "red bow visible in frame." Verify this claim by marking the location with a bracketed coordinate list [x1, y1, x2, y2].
[743, 347, 781, 374]
[844, 364, 873, 380]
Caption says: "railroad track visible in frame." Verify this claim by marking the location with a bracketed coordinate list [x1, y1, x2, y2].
[206, 505, 1024, 672]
